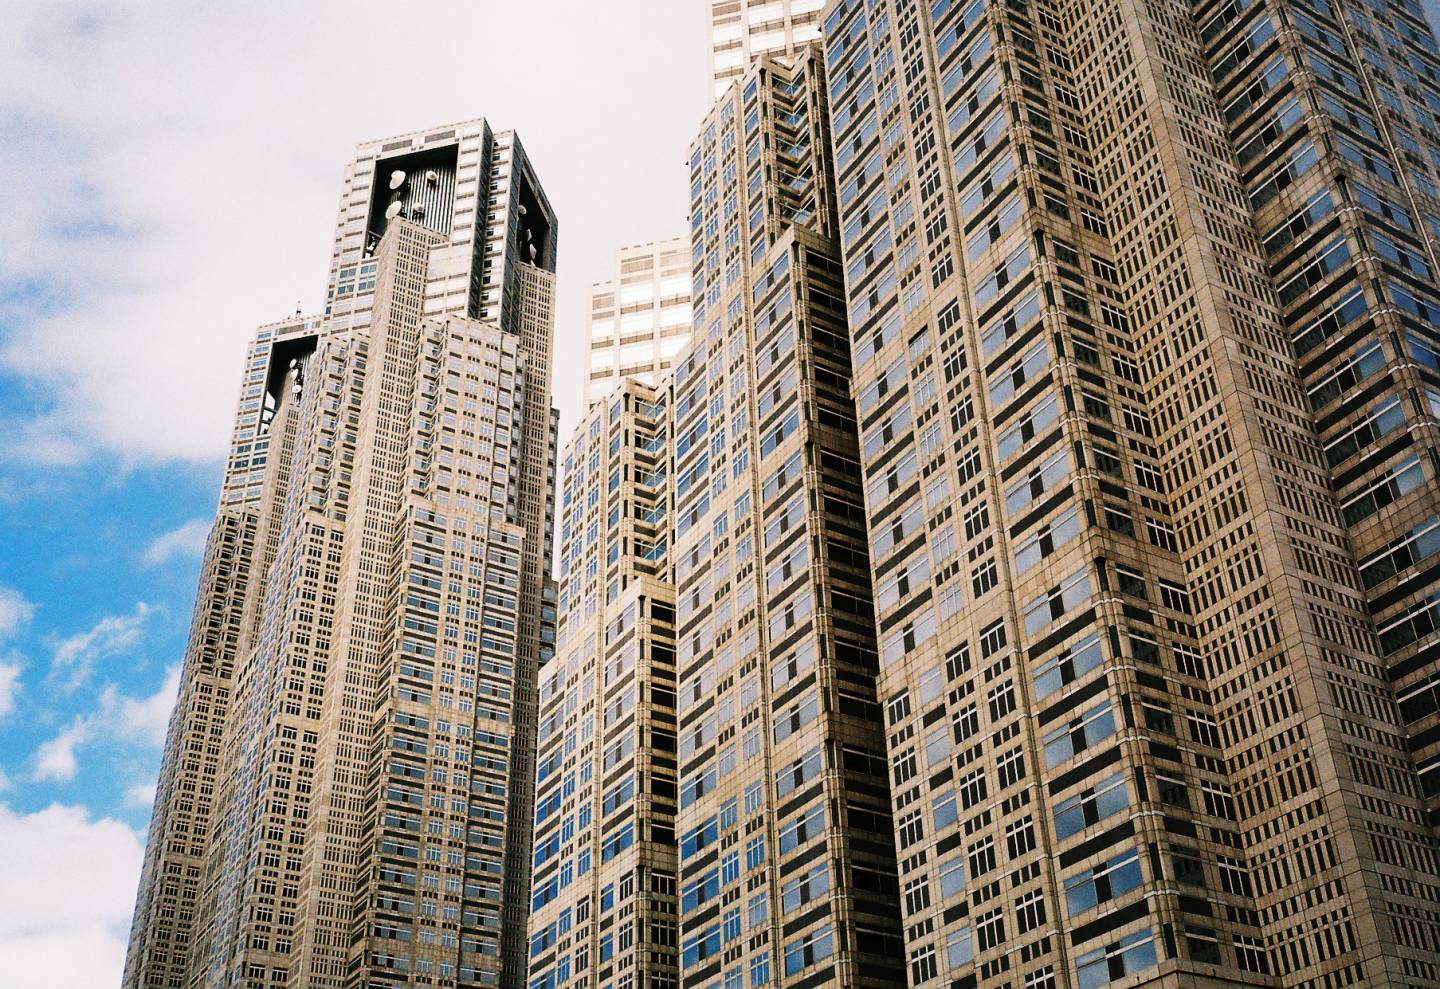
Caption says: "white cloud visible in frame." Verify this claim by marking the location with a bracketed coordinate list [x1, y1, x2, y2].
[33, 719, 86, 783]
[48, 602, 153, 691]
[0, 0, 707, 468]
[142, 518, 210, 567]
[32, 665, 179, 784]
[0, 769, 11, 792]
[0, 660, 21, 718]
[0, 586, 34, 720]
[0, 803, 144, 989]
[107, 664, 182, 747]
[0, 585, 35, 640]
[124, 782, 157, 811]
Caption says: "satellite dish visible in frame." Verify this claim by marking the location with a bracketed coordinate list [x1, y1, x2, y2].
[425, 170, 439, 186]
[389, 169, 407, 190]
[518, 204, 527, 216]
[529, 244, 537, 261]
[385, 200, 405, 220]
[412, 204, 426, 219]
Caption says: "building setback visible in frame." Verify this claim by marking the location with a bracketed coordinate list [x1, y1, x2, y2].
[126, 0, 1440, 987]
[709, 0, 827, 97]
[529, 379, 680, 989]
[585, 239, 694, 408]
[122, 311, 322, 989]
[123, 120, 559, 989]
[527, 42, 908, 989]
[671, 48, 906, 989]
[822, 0, 1440, 986]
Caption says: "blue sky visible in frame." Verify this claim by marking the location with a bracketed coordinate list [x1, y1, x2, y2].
[0, 0, 709, 811]
[0, 2, 707, 985]
[0, 458, 216, 816]
[0, 432, 219, 984]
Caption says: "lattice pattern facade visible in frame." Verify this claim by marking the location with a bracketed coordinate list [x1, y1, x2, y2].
[711, 0, 828, 96]
[125, 120, 560, 989]
[667, 48, 906, 989]
[822, 0, 1440, 985]
[528, 380, 680, 989]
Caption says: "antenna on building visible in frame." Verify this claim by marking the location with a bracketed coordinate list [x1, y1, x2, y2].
[385, 200, 405, 220]
[388, 169, 407, 190]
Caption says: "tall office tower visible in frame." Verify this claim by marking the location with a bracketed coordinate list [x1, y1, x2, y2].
[527, 379, 680, 989]
[709, 0, 826, 96]
[123, 313, 323, 989]
[585, 239, 694, 406]
[670, 48, 905, 989]
[822, 0, 1440, 986]
[124, 120, 559, 989]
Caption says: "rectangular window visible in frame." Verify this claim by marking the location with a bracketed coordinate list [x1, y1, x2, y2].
[1064, 849, 1143, 916]
[1023, 569, 1093, 637]
[1075, 930, 1157, 988]
[1043, 700, 1115, 768]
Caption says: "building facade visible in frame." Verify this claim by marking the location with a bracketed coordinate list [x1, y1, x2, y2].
[128, 3, 1440, 988]
[668, 47, 907, 989]
[585, 239, 694, 406]
[528, 379, 680, 989]
[124, 120, 559, 989]
[709, 0, 827, 96]
[528, 38, 908, 989]
[122, 311, 323, 989]
[821, 0, 1440, 986]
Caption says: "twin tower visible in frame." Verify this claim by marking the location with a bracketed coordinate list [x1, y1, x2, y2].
[127, 1, 1440, 989]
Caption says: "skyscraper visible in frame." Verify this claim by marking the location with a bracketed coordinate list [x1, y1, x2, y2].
[529, 378, 680, 989]
[127, 3, 1440, 989]
[528, 36, 908, 989]
[822, 0, 1440, 985]
[124, 119, 559, 989]
[708, 0, 826, 96]
[123, 311, 323, 989]
[585, 239, 693, 406]
[672, 49, 908, 986]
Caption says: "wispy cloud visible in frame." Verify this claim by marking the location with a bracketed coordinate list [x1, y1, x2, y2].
[32, 720, 86, 783]
[0, 803, 145, 989]
[0, 587, 32, 721]
[47, 602, 153, 691]
[123, 782, 157, 811]
[142, 518, 210, 567]
[0, 661, 21, 719]
[0, 585, 35, 640]
[104, 665, 182, 747]
[31, 665, 180, 783]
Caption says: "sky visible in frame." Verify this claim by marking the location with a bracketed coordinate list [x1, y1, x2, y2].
[0, 2, 708, 985]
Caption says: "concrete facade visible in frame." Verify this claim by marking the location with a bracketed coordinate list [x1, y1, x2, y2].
[585, 240, 693, 407]
[123, 121, 559, 989]
[529, 379, 680, 989]
[710, 0, 827, 97]
[821, 0, 1440, 985]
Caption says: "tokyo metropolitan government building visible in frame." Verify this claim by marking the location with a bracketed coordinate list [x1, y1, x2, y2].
[124, 1, 1440, 989]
